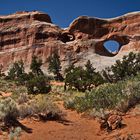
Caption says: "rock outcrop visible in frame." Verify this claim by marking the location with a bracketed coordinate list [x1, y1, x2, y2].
[0, 11, 140, 72]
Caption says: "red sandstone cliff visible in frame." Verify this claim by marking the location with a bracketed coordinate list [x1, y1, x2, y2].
[0, 11, 140, 72]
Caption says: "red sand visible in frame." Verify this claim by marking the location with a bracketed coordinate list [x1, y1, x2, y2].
[20, 102, 140, 140]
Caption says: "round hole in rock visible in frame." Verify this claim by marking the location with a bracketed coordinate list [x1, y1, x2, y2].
[104, 40, 120, 54]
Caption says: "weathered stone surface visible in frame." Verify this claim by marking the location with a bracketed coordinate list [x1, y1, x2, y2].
[0, 11, 140, 72]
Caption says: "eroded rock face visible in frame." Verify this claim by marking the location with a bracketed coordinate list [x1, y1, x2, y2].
[0, 11, 140, 72]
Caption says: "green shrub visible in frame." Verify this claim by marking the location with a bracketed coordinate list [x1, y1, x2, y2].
[102, 52, 140, 82]
[64, 60, 104, 92]
[0, 97, 19, 122]
[18, 95, 61, 119]
[17, 93, 30, 104]
[64, 76, 140, 113]
[64, 81, 126, 112]
[30, 55, 44, 76]
[18, 104, 33, 118]
[48, 50, 63, 81]
[26, 75, 51, 94]
[5, 56, 52, 94]
[64, 98, 76, 110]
[26, 56, 51, 94]
[116, 80, 140, 112]
[9, 127, 22, 140]
[7, 60, 28, 85]
[88, 108, 109, 119]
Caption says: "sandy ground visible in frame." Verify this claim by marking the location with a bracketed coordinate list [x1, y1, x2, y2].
[19, 102, 140, 140]
[50, 81, 65, 86]
[1, 86, 140, 140]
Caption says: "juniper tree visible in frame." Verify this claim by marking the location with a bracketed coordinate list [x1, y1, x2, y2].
[7, 60, 28, 84]
[48, 50, 63, 81]
[102, 52, 140, 82]
[85, 60, 104, 88]
[26, 74, 51, 94]
[26, 56, 51, 94]
[64, 60, 104, 92]
[30, 55, 43, 76]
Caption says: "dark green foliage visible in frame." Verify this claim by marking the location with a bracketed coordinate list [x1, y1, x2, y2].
[26, 56, 51, 94]
[64, 65, 87, 92]
[103, 52, 140, 82]
[6, 56, 51, 94]
[65, 73, 140, 113]
[63, 52, 140, 113]
[0, 97, 19, 127]
[7, 60, 24, 79]
[85, 60, 105, 87]
[48, 50, 63, 81]
[65, 82, 126, 112]
[64, 60, 104, 92]
[26, 75, 51, 94]
[30, 55, 44, 76]
[7, 60, 28, 84]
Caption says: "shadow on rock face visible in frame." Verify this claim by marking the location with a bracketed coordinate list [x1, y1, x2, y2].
[59, 32, 75, 43]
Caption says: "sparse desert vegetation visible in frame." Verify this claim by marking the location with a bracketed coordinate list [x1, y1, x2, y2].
[1, 52, 140, 139]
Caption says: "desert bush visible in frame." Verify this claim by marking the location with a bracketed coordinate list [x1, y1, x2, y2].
[64, 76, 140, 113]
[18, 104, 33, 118]
[11, 86, 27, 100]
[88, 108, 110, 119]
[9, 127, 22, 140]
[0, 97, 19, 123]
[116, 80, 140, 112]
[33, 95, 60, 114]
[18, 95, 61, 119]
[64, 98, 76, 110]
[17, 93, 30, 104]
[0, 78, 27, 101]
[0, 78, 15, 92]
[64, 81, 126, 112]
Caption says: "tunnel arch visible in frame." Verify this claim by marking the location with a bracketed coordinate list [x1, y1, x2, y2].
[104, 40, 120, 54]
[95, 35, 130, 57]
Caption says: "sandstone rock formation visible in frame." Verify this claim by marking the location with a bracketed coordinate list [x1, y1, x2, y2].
[0, 11, 140, 72]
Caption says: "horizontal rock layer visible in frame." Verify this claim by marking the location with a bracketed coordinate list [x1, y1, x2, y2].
[0, 11, 140, 72]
